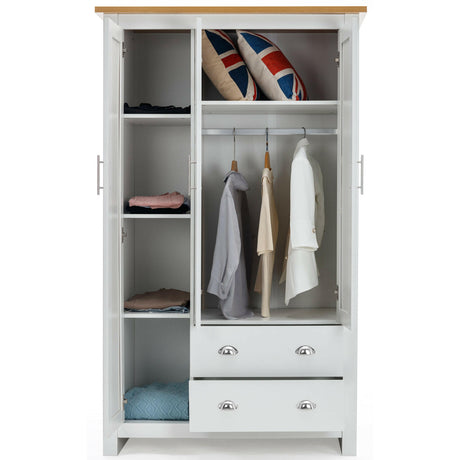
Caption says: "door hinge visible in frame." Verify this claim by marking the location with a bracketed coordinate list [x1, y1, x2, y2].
[334, 285, 339, 301]
[122, 42, 127, 58]
[122, 227, 128, 243]
[335, 52, 340, 68]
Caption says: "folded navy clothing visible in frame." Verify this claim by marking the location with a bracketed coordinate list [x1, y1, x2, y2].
[124, 103, 191, 114]
[126, 203, 190, 214]
[124, 305, 190, 313]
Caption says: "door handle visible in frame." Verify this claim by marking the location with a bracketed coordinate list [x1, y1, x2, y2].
[358, 154, 364, 195]
[97, 155, 104, 195]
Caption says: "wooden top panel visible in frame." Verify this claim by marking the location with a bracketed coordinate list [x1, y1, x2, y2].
[95, 6, 367, 15]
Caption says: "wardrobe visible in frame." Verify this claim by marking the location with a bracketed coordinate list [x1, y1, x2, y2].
[96, 6, 366, 456]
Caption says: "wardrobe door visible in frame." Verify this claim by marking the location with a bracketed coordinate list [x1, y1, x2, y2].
[338, 15, 360, 332]
[102, 16, 124, 452]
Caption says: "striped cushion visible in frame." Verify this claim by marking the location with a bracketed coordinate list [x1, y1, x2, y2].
[202, 30, 259, 101]
[237, 30, 307, 101]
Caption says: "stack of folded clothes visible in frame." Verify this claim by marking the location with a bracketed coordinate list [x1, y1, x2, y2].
[124, 103, 191, 114]
[126, 192, 190, 214]
[124, 288, 190, 313]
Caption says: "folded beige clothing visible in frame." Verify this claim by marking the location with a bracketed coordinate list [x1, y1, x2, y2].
[124, 289, 190, 310]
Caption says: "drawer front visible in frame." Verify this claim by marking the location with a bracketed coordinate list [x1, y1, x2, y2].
[191, 326, 343, 377]
[189, 379, 344, 432]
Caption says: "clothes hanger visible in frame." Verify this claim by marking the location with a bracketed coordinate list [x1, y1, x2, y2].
[264, 127, 271, 170]
[231, 127, 238, 172]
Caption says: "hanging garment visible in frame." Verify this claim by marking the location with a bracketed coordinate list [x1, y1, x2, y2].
[208, 171, 253, 319]
[280, 138, 325, 305]
[254, 168, 278, 317]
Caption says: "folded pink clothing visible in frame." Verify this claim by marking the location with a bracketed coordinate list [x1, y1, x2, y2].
[129, 192, 184, 209]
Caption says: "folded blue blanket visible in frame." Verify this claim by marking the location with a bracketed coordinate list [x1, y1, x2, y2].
[124, 381, 189, 421]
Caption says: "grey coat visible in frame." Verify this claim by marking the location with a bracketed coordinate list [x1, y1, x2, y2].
[207, 171, 253, 319]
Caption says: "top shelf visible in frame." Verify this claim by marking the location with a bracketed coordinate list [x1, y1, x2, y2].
[201, 101, 338, 115]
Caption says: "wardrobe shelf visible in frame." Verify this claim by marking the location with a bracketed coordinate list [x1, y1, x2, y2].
[124, 312, 190, 319]
[201, 101, 338, 115]
[123, 114, 191, 126]
[201, 307, 338, 325]
[123, 214, 190, 219]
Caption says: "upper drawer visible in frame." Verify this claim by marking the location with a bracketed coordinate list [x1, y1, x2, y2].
[191, 325, 343, 377]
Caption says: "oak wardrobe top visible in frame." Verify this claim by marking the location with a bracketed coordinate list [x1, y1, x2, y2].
[94, 6, 367, 15]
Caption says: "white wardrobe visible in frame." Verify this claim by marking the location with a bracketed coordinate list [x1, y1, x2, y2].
[97, 6, 365, 456]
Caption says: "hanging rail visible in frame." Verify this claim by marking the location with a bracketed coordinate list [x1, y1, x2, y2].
[202, 128, 337, 136]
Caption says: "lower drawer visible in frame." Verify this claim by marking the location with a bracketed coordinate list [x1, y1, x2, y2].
[189, 379, 344, 432]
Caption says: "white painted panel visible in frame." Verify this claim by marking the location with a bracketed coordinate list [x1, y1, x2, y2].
[116, 14, 344, 31]
[123, 31, 191, 107]
[118, 421, 341, 439]
[189, 380, 344, 432]
[191, 326, 343, 377]
[193, 17, 202, 327]
[338, 16, 360, 455]
[132, 319, 190, 386]
[102, 16, 123, 447]
[131, 125, 190, 199]
[133, 219, 190, 295]
[338, 18, 359, 332]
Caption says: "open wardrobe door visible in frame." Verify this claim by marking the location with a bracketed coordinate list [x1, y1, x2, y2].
[338, 15, 359, 332]
[102, 17, 124, 455]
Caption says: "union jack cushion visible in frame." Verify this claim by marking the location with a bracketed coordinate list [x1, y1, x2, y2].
[237, 30, 307, 101]
[202, 30, 259, 101]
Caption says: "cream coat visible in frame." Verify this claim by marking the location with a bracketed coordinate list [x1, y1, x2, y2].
[280, 138, 325, 305]
[254, 168, 278, 317]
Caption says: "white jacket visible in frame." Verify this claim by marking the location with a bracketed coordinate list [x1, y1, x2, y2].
[280, 138, 325, 305]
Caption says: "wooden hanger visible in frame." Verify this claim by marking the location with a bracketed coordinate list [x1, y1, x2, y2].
[264, 128, 271, 170]
[231, 128, 238, 171]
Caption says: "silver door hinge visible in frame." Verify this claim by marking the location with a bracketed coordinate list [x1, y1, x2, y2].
[122, 227, 128, 243]
[335, 52, 340, 67]
[334, 285, 339, 301]
[122, 42, 127, 58]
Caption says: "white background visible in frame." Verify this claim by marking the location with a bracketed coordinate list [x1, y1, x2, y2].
[1, 0, 459, 459]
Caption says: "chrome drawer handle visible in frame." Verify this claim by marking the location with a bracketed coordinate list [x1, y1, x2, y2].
[218, 400, 238, 411]
[218, 345, 238, 356]
[295, 345, 316, 355]
[297, 400, 316, 410]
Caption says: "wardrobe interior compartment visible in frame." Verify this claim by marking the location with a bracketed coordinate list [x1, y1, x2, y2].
[122, 119, 191, 308]
[201, 109, 337, 324]
[202, 30, 338, 101]
[124, 30, 191, 107]
[123, 318, 190, 420]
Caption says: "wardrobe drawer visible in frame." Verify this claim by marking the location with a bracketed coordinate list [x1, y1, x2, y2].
[190, 326, 343, 377]
[189, 379, 344, 432]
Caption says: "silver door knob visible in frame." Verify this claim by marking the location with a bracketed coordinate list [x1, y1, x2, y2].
[297, 400, 316, 410]
[295, 345, 316, 355]
[218, 345, 238, 356]
[218, 400, 238, 410]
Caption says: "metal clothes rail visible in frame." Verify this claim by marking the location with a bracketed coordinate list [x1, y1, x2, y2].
[201, 128, 337, 136]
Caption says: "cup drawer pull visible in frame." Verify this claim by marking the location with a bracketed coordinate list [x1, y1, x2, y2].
[295, 345, 316, 355]
[297, 400, 316, 410]
[218, 345, 238, 356]
[218, 400, 238, 411]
